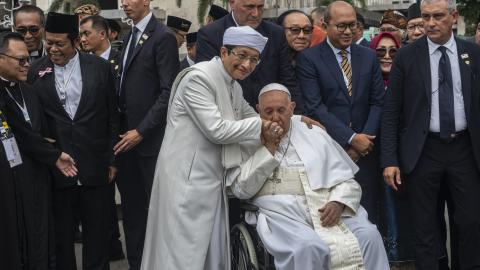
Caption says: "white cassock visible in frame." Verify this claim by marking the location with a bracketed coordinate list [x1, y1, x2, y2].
[228, 119, 390, 270]
[141, 57, 261, 270]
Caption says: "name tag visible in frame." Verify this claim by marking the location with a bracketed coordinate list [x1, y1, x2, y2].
[1, 136, 22, 168]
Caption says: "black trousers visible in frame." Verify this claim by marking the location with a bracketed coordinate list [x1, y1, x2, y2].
[116, 149, 157, 270]
[407, 134, 480, 270]
[108, 183, 123, 257]
[53, 184, 111, 270]
[355, 147, 382, 224]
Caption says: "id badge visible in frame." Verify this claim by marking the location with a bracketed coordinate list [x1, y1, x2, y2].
[1, 136, 23, 168]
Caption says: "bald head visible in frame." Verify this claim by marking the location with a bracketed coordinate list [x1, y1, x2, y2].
[324, 1, 356, 24]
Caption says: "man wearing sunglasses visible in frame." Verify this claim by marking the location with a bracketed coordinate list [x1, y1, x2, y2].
[297, 0, 384, 225]
[13, 5, 45, 62]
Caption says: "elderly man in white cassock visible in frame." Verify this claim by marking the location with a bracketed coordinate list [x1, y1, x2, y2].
[141, 26, 283, 270]
[228, 83, 390, 270]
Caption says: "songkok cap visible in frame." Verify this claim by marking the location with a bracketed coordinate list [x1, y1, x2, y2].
[223, 26, 268, 54]
[380, 9, 407, 29]
[186, 32, 197, 44]
[407, 3, 421, 21]
[74, 4, 100, 16]
[107, 19, 121, 34]
[209, 4, 229, 21]
[45, 12, 79, 34]
[259, 83, 291, 99]
[167, 15, 192, 32]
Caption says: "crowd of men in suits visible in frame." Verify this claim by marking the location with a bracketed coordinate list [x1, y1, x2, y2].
[1, 0, 480, 269]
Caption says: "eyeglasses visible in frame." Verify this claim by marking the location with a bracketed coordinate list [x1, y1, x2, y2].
[15, 26, 41, 35]
[379, 27, 399, 33]
[375, 47, 398, 58]
[285, 26, 313, 35]
[229, 49, 260, 65]
[0, 53, 30, 66]
[406, 24, 424, 31]
[328, 22, 358, 32]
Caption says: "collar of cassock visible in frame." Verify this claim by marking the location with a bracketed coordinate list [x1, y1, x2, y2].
[0, 76, 16, 87]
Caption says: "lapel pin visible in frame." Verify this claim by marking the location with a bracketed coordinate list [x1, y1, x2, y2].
[142, 34, 149, 40]
[461, 53, 469, 59]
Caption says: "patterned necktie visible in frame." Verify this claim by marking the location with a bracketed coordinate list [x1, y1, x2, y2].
[340, 49, 353, 96]
[438, 46, 455, 141]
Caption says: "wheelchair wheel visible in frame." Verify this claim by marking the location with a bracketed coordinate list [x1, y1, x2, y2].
[231, 223, 258, 270]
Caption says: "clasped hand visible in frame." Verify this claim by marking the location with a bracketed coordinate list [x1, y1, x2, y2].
[261, 120, 284, 154]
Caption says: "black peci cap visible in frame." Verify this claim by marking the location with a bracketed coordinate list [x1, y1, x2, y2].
[208, 4, 229, 21]
[407, 3, 421, 22]
[167, 15, 192, 32]
[45, 12, 79, 34]
[186, 32, 197, 44]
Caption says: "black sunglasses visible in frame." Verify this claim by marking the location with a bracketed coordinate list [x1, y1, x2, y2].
[0, 53, 30, 66]
[15, 26, 41, 35]
[285, 26, 313, 35]
[376, 47, 398, 58]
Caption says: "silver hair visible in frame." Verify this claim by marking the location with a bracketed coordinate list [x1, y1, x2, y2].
[421, 0, 456, 11]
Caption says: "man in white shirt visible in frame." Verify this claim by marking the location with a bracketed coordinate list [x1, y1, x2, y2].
[28, 12, 119, 270]
[381, 0, 480, 268]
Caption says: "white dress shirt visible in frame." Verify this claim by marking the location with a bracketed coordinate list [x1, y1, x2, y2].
[186, 55, 195, 66]
[54, 51, 82, 119]
[100, 45, 111, 60]
[427, 34, 467, 132]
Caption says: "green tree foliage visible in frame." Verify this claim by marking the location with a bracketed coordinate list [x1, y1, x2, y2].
[457, 0, 480, 36]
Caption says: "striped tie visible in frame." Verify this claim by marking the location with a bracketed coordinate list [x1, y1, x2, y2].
[340, 50, 353, 96]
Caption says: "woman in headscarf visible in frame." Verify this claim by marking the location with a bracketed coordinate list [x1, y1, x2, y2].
[370, 32, 415, 269]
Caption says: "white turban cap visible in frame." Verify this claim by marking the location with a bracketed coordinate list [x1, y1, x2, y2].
[223, 26, 268, 54]
[258, 83, 291, 99]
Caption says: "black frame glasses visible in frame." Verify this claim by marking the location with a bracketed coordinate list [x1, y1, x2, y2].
[15, 26, 41, 35]
[375, 47, 398, 58]
[228, 49, 261, 65]
[406, 24, 424, 31]
[329, 22, 358, 32]
[285, 26, 313, 35]
[0, 53, 30, 66]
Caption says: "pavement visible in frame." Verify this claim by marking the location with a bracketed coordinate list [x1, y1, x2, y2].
[74, 221, 129, 270]
[73, 208, 451, 270]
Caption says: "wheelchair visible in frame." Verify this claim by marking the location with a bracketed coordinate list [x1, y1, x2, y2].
[230, 199, 275, 270]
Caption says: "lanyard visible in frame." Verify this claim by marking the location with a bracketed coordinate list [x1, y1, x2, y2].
[55, 55, 79, 109]
[4, 86, 31, 125]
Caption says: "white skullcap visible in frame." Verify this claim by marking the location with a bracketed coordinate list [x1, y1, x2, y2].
[223, 26, 268, 54]
[258, 83, 291, 99]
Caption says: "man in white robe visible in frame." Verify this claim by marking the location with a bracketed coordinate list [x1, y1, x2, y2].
[141, 26, 276, 270]
[229, 83, 390, 270]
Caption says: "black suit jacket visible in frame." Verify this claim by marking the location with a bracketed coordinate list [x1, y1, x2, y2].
[196, 13, 302, 111]
[118, 15, 179, 156]
[358, 38, 370, 47]
[381, 36, 480, 173]
[28, 53, 119, 187]
[296, 41, 384, 146]
[108, 47, 121, 78]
